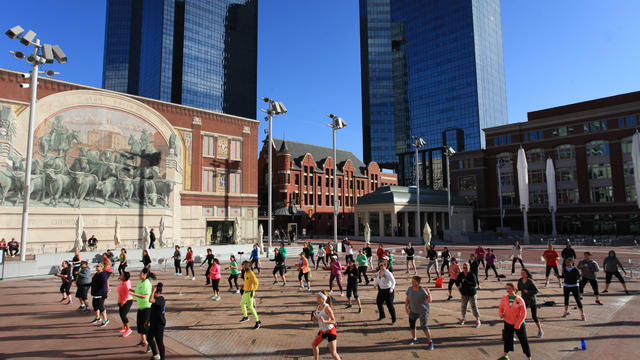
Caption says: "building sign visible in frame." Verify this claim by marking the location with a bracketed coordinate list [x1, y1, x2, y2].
[203, 207, 214, 216]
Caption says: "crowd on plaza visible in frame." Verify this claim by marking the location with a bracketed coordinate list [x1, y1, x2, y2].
[49, 238, 632, 360]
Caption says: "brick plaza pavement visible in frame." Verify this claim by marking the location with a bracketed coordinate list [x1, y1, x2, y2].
[0, 244, 638, 359]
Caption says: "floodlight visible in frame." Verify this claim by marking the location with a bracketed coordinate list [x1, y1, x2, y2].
[19, 83, 30, 89]
[413, 136, 426, 149]
[328, 114, 346, 129]
[444, 146, 456, 156]
[52, 45, 67, 64]
[261, 97, 271, 103]
[5, 25, 24, 39]
[274, 101, 287, 114]
[26, 54, 38, 64]
[20, 30, 36, 46]
[45, 70, 58, 76]
[20, 73, 30, 79]
[10, 50, 25, 59]
[42, 44, 54, 63]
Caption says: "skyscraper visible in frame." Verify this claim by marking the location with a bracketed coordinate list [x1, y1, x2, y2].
[102, 0, 257, 119]
[360, 0, 507, 170]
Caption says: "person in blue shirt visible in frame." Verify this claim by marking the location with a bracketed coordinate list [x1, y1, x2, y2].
[250, 244, 262, 275]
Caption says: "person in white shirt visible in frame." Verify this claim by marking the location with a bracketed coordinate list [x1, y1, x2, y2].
[511, 241, 524, 274]
[344, 239, 354, 264]
[374, 262, 397, 324]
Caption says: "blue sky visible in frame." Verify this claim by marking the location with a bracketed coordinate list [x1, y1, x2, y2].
[1, 0, 639, 159]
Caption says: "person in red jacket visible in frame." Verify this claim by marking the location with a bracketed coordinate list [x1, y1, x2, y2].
[208, 258, 222, 301]
[376, 244, 385, 265]
[184, 247, 195, 280]
[542, 244, 562, 287]
[498, 283, 532, 360]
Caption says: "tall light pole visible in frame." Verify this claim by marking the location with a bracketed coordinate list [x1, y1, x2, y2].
[443, 146, 456, 231]
[412, 136, 425, 239]
[497, 159, 505, 232]
[6, 25, 66, 261]
[328, 114, 346, 249]
[260, 98, 287, 256]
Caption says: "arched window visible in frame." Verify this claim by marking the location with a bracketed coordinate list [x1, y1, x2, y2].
[554, 144, 575, 160]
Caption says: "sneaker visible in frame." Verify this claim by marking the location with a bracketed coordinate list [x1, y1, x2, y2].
[427, 341, 434, 350]
[235, 289, 241, 294]
[329, 290, 334, 294]
[459, 318, 466, 325]
[192, 277, 196, 281]
[66, 299, 73, 305]
[602, 289, 608, 293]
[211, 295, 217, 300]
[119, 326, 127, 333]
[595, 300, 603, 305]
[339, 293, 344, 297]
[83, 307, 92, 313]
[123, 329, 133, 337]
[60, 297, 66, 302]
[391, 321, 396, 325]
[239, 317, 249, 323]
[307, 287, 311, 292]
[89, 318, 101, 324]
[446, 296, 452, 301]
[358, 308, 363, 313]
[299, 286, 305, 290]
[100, 319, 110, 327]
[254, 321, 262, 329]
[625, 290, 630, 295]
[581, 314, 586, 321]
[498, 356, 510, 360]
[346, 304, 352, 309]
[215, 296, 221, 301]
[273, 281, 278, 285]
[538, 329, 544, 338]
[562, 311, 570, 318]
[77, 306, 86, 311]
[475, 320, 481, 328]
[136, 341, 148, 347]
[282, 282, 286, 287]
[150, 355, 160, 360]
[408, 338, 418, 345]
[146, 346, 151, 353]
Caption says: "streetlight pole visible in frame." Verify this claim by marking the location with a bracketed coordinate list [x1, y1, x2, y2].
[260, 98, 287, 256]
[412, 136, 425, 240]
[328, 114, 346, 249]
[497, 159, 504, 232]
[443, 146, 456, 231]
[5, 25, 66, 261]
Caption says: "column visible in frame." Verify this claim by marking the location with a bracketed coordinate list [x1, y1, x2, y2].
[404, 211, 409, 238]
[379, 210, 384, 238]
[431, 212, 437, 238]
[354, 210, 359, 236]
[391, 210, 398, 238]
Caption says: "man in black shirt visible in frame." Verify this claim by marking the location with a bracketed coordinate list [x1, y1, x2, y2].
[149, 229, 156, 249]
[201, 248, 215, 285]
[148, 283, 166, 360]
[364, 244, 373, 268]
[561, 243, 576, 262]
[456, 263, 480, 328]
[404, 242, 416, 274]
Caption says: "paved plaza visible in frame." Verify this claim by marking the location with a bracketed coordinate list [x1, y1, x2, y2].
[0, 244, 638, 359]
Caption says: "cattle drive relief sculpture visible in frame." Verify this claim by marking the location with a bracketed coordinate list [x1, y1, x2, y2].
[0, 106, 176, 208]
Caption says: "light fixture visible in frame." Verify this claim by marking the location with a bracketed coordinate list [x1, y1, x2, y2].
[5, 25, 24, 39]
[20, 30, 36, 46]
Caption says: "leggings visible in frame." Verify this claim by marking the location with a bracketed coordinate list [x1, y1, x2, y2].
[376, 288, 396, 321]
[185, 262, 194, 277]
[241, 292, 259, 321]
[119, 299, 133, 325]
[478, 259, 485, 268]
[174, 259, 182, 274]
[148, 326, 165, 360]
[329, 273, 343, 292]
[441, 260, 450, 274]
[60, 282, 71, 295]
[448, 278, 457, 291]
[525, 299, 539, 324]
[251, 260, 261, 273]
[485, 265, 499, 279]
[118, 263, 127, 275]
[579, 278, 599, 296]
[309, 254, 315, 266]
[315, 256, 327, 269]
[563, 286, 582, 308]
[358, 266, 369, 283]
[511, 257, 524, 273]
[211, 279, 220, 292]
[205, 265, 212, 284]
[545, 265, 559, 278]
[605, 270, 625, 284]
[299, 271, 310, 284]
[503, 321, 531, 357]
[228, 274, 239, 289]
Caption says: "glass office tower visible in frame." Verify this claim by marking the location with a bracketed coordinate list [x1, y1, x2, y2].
[360, 0, 507, 170]
[102, 0, 257, 119]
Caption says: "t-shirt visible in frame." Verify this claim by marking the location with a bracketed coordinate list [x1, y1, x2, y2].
[230, 260, 240, 275]
[543, 249, 560, 266]
[388, 254, 394, 267]
[135, 279, 153, 310]
[279, 247, 287, 259]
[508, 295, 516, 305]
[406, 286, 430, 314]
[150, 296, 166, 328]
[404, 247, 415, 259]
[356, 254, 368, 267]
[117, 280, 133, 304]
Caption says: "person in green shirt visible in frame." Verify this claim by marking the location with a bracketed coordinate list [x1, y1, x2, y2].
[308, 243, 315, 267]
[279, 244, 287, 259]
[385, 250, 394, 272]
[130, 268, 155, 348]
[229, 255, 240, 293]
[356, 249, 370, 285]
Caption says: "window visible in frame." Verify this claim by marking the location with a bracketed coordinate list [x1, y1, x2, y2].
[619, 115, 638, 128]
[497, 135, 511, 145]
[584, 120, 608, 133]
[621, 137, 632, 154]
[529, 190, 547, 205]
[551, 126, 574, 137]
[281, 193, 287, 202]
[556, 167, 576, 181]
[523, 130, 543, 142]
[304, 174, 308, 186]
[586, 141, 610, 157]
[626, 185, 637, 202]
[623, 160, 634, 177]
[318, 176, 322, 187]
[229, 172, 241, 193]
[309, 193, 314, 205]
[356, 180, 360, 190]
[529, 169, 545, 184]
[588, 164, 611, 180]
[557, 189, 579, 204]
[458, 175, 476, 192]
[203, 135, 215, 157]
[310, 176, 314, 187]
[295, 174, 299, 185]
[217, 171, 227, 192]
[325, 176, 329, 187]
[526, 148, 545, 163]
[499, 172, 514, 186]
[338, 178, 342, 188]
[496, 153, 512, 167]
[555, 144, 575, 160]
[230, 139, 242, 160]
[326, 194, 329, 205]
[287, 173, 291, 184]
[203, 169, 215, 192]
[317, 194, 322, 206]
[501, 192, 515, 206]
[304, 193, 308, 205]
[217, 137, 229, 159]
[590, 185, 613, 203]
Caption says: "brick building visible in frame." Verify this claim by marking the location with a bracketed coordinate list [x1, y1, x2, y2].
[0, 68, 259, 253]
[450, 90, 640, 235]
[258, 138, 397, 236]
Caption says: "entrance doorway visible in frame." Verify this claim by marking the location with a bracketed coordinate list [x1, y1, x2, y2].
[206, 221, 235, 245]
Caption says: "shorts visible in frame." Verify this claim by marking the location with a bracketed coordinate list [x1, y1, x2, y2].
[273, 265, 285, 276]
[312, 328, 337, 347]
[92, 297, 105, 312]
[605, 270, 625, 284]
[137, 308, 151, 334]
[545, 265, 559, 277]
[408, 311, 429, 330]
[76, 284, 89, 300]
[406, 257, 414, 261]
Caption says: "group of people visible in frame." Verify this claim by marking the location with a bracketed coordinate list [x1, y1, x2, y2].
[48, 239, 634, 360]
[0, 237, 20, 257]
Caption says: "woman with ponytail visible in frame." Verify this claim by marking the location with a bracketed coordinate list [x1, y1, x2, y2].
[311, 290, 341, 360]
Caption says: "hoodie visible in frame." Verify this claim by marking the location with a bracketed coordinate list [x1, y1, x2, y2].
[499, 294, 527, 329]
[603, 251, 625, 273]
